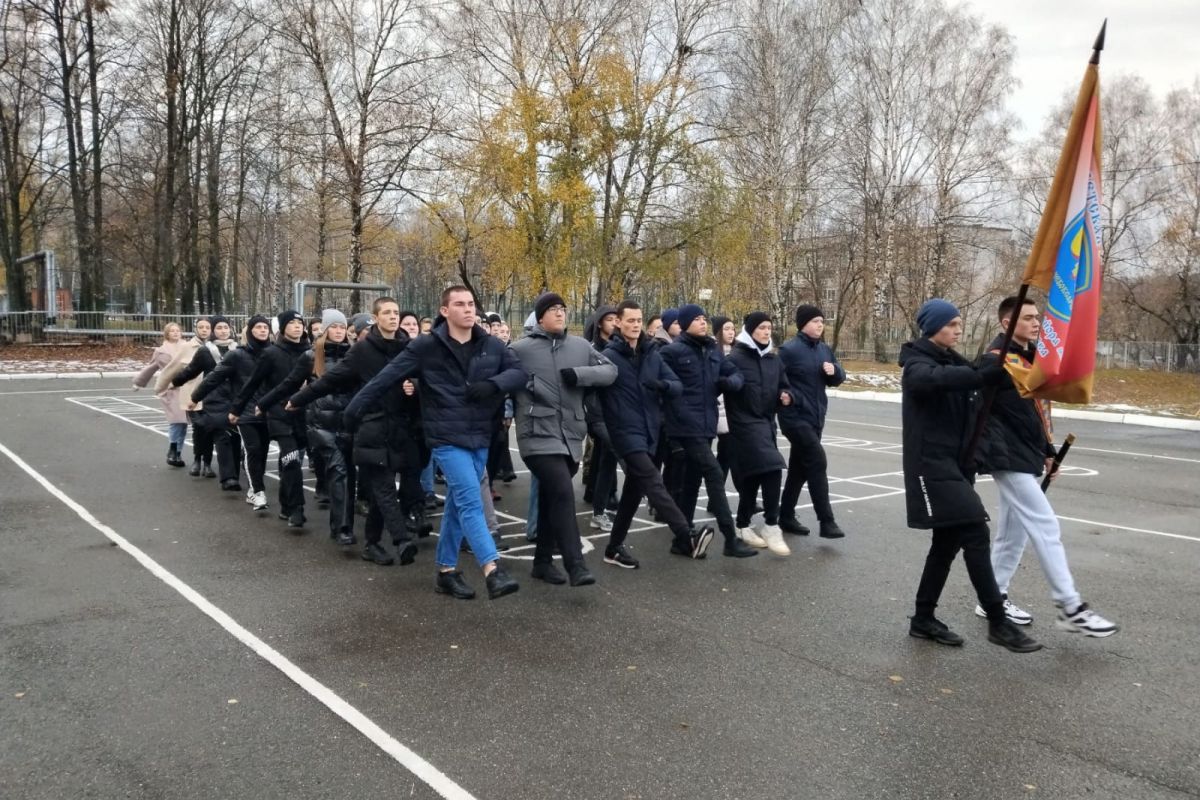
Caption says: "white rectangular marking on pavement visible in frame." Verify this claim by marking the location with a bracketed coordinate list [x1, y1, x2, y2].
[0, 440, 479, 800]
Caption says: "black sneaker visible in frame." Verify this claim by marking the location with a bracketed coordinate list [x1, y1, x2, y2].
[424, 492, 443, 509]
[435, 570, 475, 599]
[501, 471, 518, 483]
[189, 459, 201, 477]
[531, 562, 567, 585]
[361, 543, 394, 566]
[819, 521, 846, 539]
[200, 462, 216, 478]
[335, 530, 357, 546]
[485, 567, 519, 600]
[723, 538, 759, 558]
[604, 545, 639, 569]
[287, 512, 306, 529]
[779, 517, 811, 536]
[221, 479, 242, 492]
[908, 615, 965, 646]
[692, 526, 715, 559]
[988, 620, 1044, 653]
[395, 540, 418, 566]
[568, 562, 596, 587]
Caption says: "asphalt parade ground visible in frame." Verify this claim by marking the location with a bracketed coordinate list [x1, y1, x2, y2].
[2, 378, 1198, 799]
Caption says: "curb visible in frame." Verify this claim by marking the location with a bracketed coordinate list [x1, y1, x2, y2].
[828, 389, 1200, 432]
[0, 370, 138, 381]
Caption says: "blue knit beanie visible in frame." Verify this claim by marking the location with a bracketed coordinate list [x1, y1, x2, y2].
[916, 298, 961, 337]
[676, 304, 705, 333]
[661, 308, 679, 330]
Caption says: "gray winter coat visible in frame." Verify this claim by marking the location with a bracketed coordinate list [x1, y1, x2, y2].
[510, 326, 617, 462]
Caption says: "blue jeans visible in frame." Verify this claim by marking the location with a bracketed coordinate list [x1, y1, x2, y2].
[168, 422, 187, 449]
[526, 473, 540, 541]
[432, 446, 498, 569]
[420, 456, 434, 494]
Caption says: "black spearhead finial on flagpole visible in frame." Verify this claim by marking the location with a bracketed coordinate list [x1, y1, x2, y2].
[1090, 19, 1107, 64]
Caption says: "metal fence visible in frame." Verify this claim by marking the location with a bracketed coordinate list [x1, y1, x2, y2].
[2, 310, 1197, 373]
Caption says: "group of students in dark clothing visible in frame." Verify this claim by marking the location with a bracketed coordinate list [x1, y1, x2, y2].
[137, 286, 1117, 653]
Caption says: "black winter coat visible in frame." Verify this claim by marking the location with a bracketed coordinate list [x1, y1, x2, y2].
[724, 339, 790, 478]
[171, 340, 238, 417]
[290, 327, 419, 469]
[344, 325, 527, 451]
[898, 337, 990, 529]
[777, 333, 845, 435]
[975, 334, 1057, 476]
[660, 333, 743, 440]
[233, 338, 311, 436]
[257, 339, 354, 434]
[600, 334, 682, 458]
[192, 336, 271, 425]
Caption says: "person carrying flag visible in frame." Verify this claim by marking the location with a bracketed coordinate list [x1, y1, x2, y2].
[973, 296, 1118, 636]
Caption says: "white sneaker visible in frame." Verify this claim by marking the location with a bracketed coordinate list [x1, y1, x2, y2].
[974, 596, 1033, 625]
[1055, 603, 1119, 638]
[738, 526, 767, 548]
[251, 491, 268, 511]
[761, 524, 791, 556]
[589, 513, 613, 532]
[245, 487, 256, 504]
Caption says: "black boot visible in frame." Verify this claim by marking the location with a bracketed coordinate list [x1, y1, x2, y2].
[567, 562, 596, 587]
[188, 457, 201, 476]
[435, 570, 476, 599]
[167, 445, 185, 467]
[485, 566, 519, 599]
[723, 538, 759, 558]
[531, 561, 567, 585]
[819, 520, 846, 539]
[779, 517, 810, 536]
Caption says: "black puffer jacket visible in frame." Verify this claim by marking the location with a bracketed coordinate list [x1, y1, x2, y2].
[898, 337, 990, 530]
[344, 324, 526, 451]
[777, 333, 846, 435]
[600, 334, 682, 458]
[257, 339, 354, 433]
[171, 340, 238, 415]
[192, 336, 270, 424]
[660, 333, 743, 440]
[724, 333, 790, 477]
[289, 327, 419, 469]
[233, 338, 311, 436]
[975, 335, 1057, 476]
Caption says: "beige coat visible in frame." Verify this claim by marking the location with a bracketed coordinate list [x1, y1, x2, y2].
[155, 339, 206, 413]
[133, 340, 189, 424]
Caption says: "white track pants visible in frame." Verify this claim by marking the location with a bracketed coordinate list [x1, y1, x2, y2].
[991, 470, 1081, 609]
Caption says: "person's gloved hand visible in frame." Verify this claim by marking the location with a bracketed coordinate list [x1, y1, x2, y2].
[465, 381, 499, 402]
[560, 368, 578, 387]
[979, 362, 1011, 387]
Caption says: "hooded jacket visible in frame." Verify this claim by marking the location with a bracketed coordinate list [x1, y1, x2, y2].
[233, 337, 312, 436]
[344, 323, 527, 451]
[257, 338, 353, 434]
[288, 326, 418, 468]
[975, 334, 1057, 476]
[192, 335, 271, 424]
[777, 332, 846, 434]
[600, 333, 682, 457]
[659, 333, 743, 440]
[723, 330, 790, 477]
[898, 337, 990, 529]
[510, 324, 617, 461]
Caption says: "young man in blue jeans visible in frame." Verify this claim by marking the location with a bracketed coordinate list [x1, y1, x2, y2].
[344, 286, 528, 600]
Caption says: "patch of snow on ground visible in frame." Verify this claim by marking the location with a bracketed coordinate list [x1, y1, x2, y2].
[845, 372, 901, 390]
[0, 358, 144, 374]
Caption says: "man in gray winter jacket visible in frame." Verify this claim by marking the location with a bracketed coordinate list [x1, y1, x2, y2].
[510, 292, 618, 586]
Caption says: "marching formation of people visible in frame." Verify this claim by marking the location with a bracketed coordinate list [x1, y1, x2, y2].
[132, 286, 1117, 651]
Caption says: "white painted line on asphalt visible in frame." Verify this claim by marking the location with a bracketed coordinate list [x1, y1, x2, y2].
[0, 387, 144, 396]
[0, 439, 480, 800]
[1069, 445, 1200, 465]
[1057, 515, 1200, 544]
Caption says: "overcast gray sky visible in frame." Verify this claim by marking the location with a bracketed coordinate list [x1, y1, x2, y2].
[954, 0, 1199, 138]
